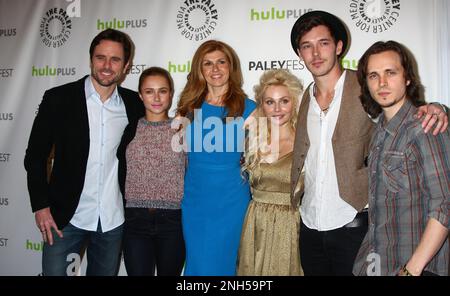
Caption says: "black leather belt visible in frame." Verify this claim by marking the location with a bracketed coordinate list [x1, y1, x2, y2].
[343, 209, 368, 228]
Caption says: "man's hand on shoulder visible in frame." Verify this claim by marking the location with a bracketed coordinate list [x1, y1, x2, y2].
[415, 103, 448, 135]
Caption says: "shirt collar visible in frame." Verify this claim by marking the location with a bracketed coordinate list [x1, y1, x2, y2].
[308, 70, 347, 113]
[379, 99, 414, 136]
[84, 76, 120, 105]
[308, 70, 347, 102]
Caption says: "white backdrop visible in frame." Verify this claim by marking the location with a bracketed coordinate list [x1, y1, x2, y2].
[0, 0, 449, 275]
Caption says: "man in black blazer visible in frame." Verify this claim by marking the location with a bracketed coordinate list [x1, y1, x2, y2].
[24, 28, 144, 276]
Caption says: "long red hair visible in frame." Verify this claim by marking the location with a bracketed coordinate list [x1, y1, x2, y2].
[176, 40, 247, 118]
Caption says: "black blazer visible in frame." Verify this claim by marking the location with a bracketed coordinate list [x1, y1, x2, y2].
[24, 75, 144, 229]
[117, 119, 140, 199]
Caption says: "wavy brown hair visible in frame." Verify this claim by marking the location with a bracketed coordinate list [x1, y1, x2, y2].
[176, 40, 247, 119]
[357, 40, 425, 118]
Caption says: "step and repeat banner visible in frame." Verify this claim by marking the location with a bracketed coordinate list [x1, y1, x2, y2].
[0, 0, 449, 275]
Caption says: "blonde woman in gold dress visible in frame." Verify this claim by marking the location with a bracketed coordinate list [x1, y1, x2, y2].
[237, 69, 304, 275]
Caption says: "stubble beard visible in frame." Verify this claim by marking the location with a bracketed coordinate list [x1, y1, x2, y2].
[91, 69, 122, 87]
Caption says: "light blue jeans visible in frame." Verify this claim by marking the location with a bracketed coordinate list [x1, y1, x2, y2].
[42, 220, 123, 276]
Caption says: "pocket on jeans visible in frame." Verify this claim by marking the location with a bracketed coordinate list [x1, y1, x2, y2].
[162, 210, 182, 225]
[124, 208, 142, 223]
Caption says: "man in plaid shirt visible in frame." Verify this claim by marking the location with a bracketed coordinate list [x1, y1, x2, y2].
[353, 40, 449, 276]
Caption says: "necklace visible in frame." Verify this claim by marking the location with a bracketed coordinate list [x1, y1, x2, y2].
[313, 84, 333, 114]
[321, 106, 330, 113]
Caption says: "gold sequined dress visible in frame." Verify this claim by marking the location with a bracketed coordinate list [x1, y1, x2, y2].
[237, 152, 303, 275]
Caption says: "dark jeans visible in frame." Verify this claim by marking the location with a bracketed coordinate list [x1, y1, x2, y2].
[300, 213, 368, 276]
[123, 208, 185, 276]
[43, 220, 123, 276]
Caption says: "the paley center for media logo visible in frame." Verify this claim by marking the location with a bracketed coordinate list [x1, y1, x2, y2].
[349, 0, 401, 33]
[40, 7, 72, 48]
[176, 0, 219, 41]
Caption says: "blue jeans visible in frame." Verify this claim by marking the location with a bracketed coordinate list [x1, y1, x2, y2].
[123, 208, 185, 276]
[42, 220, 123, 276]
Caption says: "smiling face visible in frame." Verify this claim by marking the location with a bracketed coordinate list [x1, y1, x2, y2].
[139, 75, 172, 120]
[90, 39, 128, 88]
[297, 25, 342, 78]
[201, 50, 230, 89]
[261, 85, 294, 127]
[366, 50, 409, 119]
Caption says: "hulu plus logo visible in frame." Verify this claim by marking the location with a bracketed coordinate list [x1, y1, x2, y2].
[32, 66, 76, 77]
[341, 58, 359, 70]
[26, 239, 43, 252]
[250, 7, 312, 21]
[97, 18, 148, 30]
[0, 197, 9, 206]
[167, 61, 191, 74]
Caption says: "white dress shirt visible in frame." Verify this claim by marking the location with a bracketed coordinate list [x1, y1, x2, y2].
[300, 71, 358, 231]
[69, 76, 128, 232]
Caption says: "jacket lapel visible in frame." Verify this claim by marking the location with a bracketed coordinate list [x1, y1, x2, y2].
[290, 83, 312, 207]
[332, 71, 359, 143]
[74, 75, 90, 144]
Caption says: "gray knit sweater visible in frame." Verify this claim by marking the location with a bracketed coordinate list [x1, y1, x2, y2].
[125, 118, 185, 209]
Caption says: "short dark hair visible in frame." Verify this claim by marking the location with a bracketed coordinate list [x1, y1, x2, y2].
[357, 40, 425, 118]
[89, 29, 133, 65]
[290, 11, 349, 58]
[138, 67, 174, 98]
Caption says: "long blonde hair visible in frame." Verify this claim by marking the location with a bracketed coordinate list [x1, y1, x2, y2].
[243, 69, 303, 183]
[176, 40, 247, 119]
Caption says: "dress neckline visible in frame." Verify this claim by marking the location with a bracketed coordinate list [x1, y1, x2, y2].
[204, 101, 225, 108]
[261, 150, 293, 165]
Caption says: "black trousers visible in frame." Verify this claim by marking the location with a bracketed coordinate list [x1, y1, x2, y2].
[123, 208, 185, 276]
[300, 213, 368, 276]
